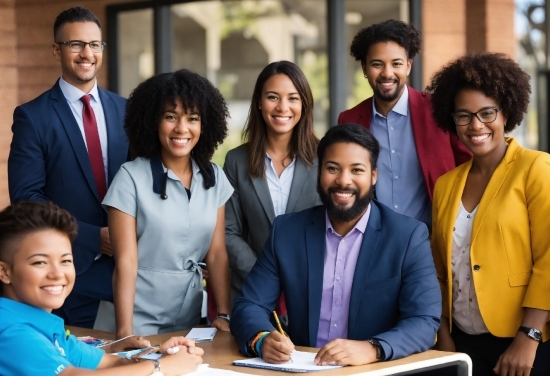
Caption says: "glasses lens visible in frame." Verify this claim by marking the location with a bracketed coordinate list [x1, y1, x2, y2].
[89, 42, 102, 52]
[69, 41, 85, 52]
[478, 109, 496, 123]
[454, 112, 471, 125]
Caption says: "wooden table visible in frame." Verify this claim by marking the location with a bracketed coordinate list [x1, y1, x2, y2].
[68, 327, 471, 375]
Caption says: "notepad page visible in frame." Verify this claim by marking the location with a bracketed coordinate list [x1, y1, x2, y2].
[234, 350, 342, 372]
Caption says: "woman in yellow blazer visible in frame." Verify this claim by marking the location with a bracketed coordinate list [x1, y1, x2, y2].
[427, 53, 550, 376]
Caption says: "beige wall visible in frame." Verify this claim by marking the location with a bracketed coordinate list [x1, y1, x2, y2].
[0, 0, 517, 208]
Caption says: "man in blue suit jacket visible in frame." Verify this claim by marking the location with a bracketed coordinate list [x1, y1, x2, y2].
[8, 7, 128, 327]
[231, 124, 441, 365]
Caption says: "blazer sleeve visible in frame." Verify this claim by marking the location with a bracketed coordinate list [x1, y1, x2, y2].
[230, 216, 282, 356]
[223, 151, 261, 281]
[523, 153, 550, 310]
[374, 223, 442, 360]
[8, 105, 102, 275]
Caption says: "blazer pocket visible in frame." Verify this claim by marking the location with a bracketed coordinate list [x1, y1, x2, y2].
[364, 276, 399, 291]
[508, 272, 532, 287]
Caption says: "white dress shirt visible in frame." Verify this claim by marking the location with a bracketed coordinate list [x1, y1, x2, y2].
[265, 153, 296, 216]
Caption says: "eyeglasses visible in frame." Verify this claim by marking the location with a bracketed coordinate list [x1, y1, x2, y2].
[56, 40, 106, 53]
[451, 107, 502, 126]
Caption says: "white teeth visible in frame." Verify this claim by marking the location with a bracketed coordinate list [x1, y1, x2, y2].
[335, 192, 352, 198]
[172, 138, 189, 145]
[42, 286, 63, 293]
[273, 116, 291, 121]
[470, 134, 490, 141]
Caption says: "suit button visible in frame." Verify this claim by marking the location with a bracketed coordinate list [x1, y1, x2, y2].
[473, 265, 480, 271]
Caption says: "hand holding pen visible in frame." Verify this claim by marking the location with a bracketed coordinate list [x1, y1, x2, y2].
[259, 312, 295, 364]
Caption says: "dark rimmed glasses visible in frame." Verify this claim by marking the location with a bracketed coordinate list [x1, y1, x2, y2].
[56, 40, 106, 53]
[451, 107, 502, 126]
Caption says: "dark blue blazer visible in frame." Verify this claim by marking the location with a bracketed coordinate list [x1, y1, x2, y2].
[231, 201, 441, 360]
[8, 81, 128, 315]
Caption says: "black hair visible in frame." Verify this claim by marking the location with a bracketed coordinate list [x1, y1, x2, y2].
[54, 7, 101, 40]
[0, 201, 77, 263]
[426, 53, 531, 134]
[124, 69, 229, 189]
[350, 19, 421, 63]
[317, 124, 380, 169]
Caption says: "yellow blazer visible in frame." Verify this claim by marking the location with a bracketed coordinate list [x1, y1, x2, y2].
[431, 138, 550, 339]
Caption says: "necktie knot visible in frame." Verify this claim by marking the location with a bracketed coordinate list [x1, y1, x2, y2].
[80, 94, 92, 106]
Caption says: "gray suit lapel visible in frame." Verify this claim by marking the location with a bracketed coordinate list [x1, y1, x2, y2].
[251, 177, 276, 224]
[286, 157, 313, 214]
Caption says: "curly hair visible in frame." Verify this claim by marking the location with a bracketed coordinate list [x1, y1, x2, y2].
[350, 19, 421, 63]
[243, 61, 318, 178]
[125, 69, 229, 189]
[426, 53, 531, 135]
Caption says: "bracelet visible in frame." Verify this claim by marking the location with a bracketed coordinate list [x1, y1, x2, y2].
[217, 313, 231, 322]
[146, 358, 162, 376]
[249, 331, 269, 356]
[254, 332, 270, 358]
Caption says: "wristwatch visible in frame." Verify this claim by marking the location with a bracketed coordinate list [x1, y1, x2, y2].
[147, 358, 162, 376]
[367, 339, 385, 361]
[217, 313, 231, 322]
[518, 326, 542, 342]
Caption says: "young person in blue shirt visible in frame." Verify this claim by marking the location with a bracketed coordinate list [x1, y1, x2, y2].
[0, 201, 204, 375]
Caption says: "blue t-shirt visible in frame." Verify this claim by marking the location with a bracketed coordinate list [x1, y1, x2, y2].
[0, 298, 104, 375]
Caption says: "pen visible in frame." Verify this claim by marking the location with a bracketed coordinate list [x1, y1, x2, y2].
[273, 311, 293, 363]
[273, 311, 285, 335]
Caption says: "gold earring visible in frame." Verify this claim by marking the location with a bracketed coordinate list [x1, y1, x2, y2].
[364, 74, 367, 78]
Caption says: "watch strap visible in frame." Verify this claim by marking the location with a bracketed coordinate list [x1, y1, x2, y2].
[367, 339, 385, 361]
[518, 326, 542, 342]
[217, 313, 231, 322]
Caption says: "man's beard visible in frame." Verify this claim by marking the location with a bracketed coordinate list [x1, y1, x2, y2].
[373, 80, 404, 103]
[317, 184, 375, 223]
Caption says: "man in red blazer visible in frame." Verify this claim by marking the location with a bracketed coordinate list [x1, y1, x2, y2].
[338, 20, 470, 226]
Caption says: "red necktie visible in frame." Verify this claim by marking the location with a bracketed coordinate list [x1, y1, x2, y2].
[80, 94, 107, 200]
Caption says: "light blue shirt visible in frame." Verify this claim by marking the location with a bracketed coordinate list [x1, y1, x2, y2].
[59, 77, 108, 180]
[370, 86, 431, 227]
[0, 298, 103, 375]
[265, 153, 296, 217]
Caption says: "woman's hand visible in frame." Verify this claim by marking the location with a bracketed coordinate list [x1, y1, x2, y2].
[494, 334, 538, 376]
[433, 331, 456, 352]
[159, 337, 203, 356]
[158, 337, 204, 376]
[211, 317, 230, 332]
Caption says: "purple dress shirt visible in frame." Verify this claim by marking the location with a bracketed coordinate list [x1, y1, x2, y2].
[316, 204, 372, 348]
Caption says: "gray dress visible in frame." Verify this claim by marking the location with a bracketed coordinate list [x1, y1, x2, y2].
[98, 156, 233, 335]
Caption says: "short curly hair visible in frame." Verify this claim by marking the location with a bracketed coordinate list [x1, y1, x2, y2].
[350, 19, 421, 63]
[426, 53, 531, 135]
[125, 69, 229, 189]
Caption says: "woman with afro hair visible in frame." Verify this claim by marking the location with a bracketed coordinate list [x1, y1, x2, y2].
[428, 53, 550, 376]
[95, 69, 233, 337]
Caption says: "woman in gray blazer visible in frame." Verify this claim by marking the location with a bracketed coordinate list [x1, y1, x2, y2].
[224, 61, 321, 311]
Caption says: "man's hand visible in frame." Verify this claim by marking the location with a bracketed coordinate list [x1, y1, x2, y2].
[99, 227, 112, 256]
[211, 317, 230, 332]
[261, 330, 295, 364]
[315, 339, 378, 366]
[494, 334, 538, 376]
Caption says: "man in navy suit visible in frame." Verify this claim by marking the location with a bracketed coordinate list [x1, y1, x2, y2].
[8, 7, 128, 327]
[231, 124, 441, 365]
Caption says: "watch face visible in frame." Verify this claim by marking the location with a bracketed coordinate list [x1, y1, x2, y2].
[529, 329, 542, 341]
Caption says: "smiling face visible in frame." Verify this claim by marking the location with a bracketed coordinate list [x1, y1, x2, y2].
[454, 88, 508, 160]
[318, 142, 378, 227]
[260, 74, 302, 139]
[362, 41, 412, 108]
[158, 98, 201, 166]
[0, 230, 74, 312]
[52, 21, 103, 93]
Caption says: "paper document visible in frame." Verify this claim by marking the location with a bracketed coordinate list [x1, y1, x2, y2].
[186, 327, 217, 343]
[233, 350, 342, 373]
[187, 364, 255, 375]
